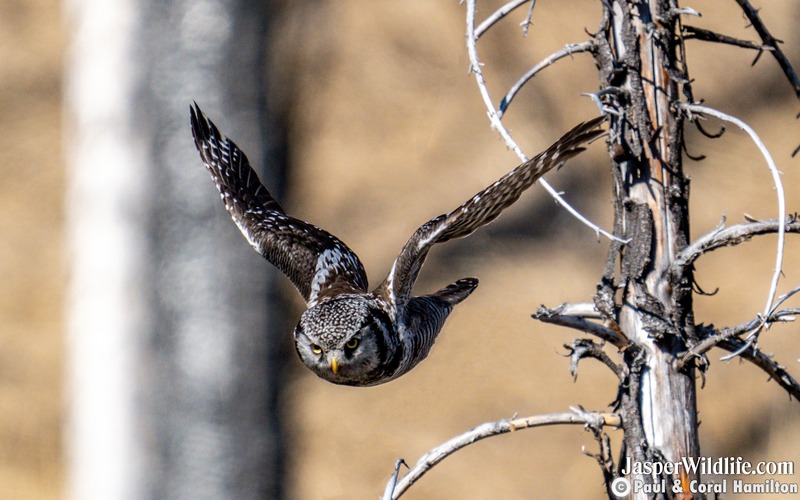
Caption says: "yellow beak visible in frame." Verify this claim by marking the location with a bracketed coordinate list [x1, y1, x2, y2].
[330, 357, 339, 375]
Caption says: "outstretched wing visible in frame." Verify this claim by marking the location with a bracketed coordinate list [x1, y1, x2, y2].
[190, 103, 369, 306]
[376, 116, 606, 311]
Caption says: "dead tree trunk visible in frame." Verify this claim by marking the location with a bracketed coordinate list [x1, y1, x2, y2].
[594, 1, 700, 496]
[385, 1, 800, 498]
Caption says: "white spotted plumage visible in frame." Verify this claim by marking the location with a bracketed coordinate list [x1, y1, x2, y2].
[309, 248, 365, 307]
[190, 103, 606, 386]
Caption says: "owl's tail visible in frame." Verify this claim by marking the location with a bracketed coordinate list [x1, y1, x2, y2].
[431, 277, 479, 306]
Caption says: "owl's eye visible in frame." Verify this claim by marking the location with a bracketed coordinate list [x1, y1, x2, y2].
[311, 344, 323, 355]
[345, 338, 359, 350]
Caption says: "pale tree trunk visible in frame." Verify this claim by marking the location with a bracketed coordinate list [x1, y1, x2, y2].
[595, 1, 700, 497]
[64, 0, 290, 498]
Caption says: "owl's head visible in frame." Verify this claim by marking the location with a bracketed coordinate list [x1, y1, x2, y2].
[294, 295, 394, 386]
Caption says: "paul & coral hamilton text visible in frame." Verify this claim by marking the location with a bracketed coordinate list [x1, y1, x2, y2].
[619, 456, 797, 495]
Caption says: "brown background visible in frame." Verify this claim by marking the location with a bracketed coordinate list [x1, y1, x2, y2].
[2, 0, 799, 498]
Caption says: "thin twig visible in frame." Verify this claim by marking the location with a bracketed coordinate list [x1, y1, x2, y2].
[385, 410, 621, 499]
[734, 0, 800, 99]
[679, 286, 800, 369]
[680, 104, 788, 339]
[718, 340, 800, 401]
[520, 0, 536, 36]
[465, 0, 624, 243]
[769, 285, 800, 315]
[678, 307, 798, 368]
[564, 338, 627, 381]
[498, 41, 595, 117]
[475, 0, 530, 40]
[382, 459, 408, 500]
[670, 215, 800, 276]
[667, 6, 701, 20]
[534, 304, 628, 348]
[544, 301, 604, 318]
[466, 0, 523, 156]
[683, 25, 773, 51]
[694, 118, 725, 139]
[582, 424, 617, 498]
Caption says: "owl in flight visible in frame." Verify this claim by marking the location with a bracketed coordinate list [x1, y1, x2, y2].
[190, 103, 604, 386]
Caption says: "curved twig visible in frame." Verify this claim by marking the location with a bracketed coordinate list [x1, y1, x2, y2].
[498, 41, 595, 116]
[475, 0, 531, 40]
[564, 338, 627, 381]
[382, 459, 409, 500]
[520, 0, 536, 36]
[670, 215, 800, 276]
[679, 307, 798, 368]
[717, 340, 800, 401]
[384, 409, 621, 499]
[466, 0, 624, 243]
[679, 286, 800, 372]
[533, 303, 628, 348]
[680, 104, 788, 336]
[694, 118, 725, 139]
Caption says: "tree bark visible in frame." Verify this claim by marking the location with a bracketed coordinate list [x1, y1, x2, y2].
[596, 1, 700, 497]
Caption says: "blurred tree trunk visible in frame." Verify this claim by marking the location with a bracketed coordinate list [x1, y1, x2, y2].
[595, 1, 700, 497]
[65, 0, 291, 498]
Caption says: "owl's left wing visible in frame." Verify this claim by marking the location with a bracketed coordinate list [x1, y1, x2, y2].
[375, 116, 606, 313]
[190, 103, 369, 306]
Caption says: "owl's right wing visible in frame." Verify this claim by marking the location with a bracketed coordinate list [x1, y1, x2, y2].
[375, 116, 606, 314]
[190, 103, 369, 306]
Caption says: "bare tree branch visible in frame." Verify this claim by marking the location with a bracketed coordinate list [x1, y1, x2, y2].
[582, 424, 617, 498]
[717, 339, 800, 400]
[734, 0, 800, 99]
[680, 285, 799, 382]
[384, 409, 621, 499]
[465, 0, 624, 244]
[544, 301, 605, 319]
[564, 338, 627, 381]
[670, 214, 800, 276]
[533, 303, 628, 348]
[679, 307, 798, 367]
[520, 0, 536, 36]
[381, 459, 408, 500]
[681, 103, 788, 329]
[717, 283, 800, 364]
[683, 25, 773, 51]
[475, 0, 531, 39]
[498, 41, 595, 117]
[694, 118, 726, 139]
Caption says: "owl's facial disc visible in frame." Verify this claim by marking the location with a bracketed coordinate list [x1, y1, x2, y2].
[294, 296, 384, 385]
[298, 332, 366, 383]
[306, 340, 340, 374]
[328, 335, 361, 375]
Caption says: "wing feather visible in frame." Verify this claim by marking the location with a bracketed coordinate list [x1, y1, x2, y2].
[377, 116, 606, 309]
[190, 103, 369, 305]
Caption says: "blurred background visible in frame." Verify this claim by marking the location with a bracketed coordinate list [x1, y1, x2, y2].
[2, 0, 799, 498]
